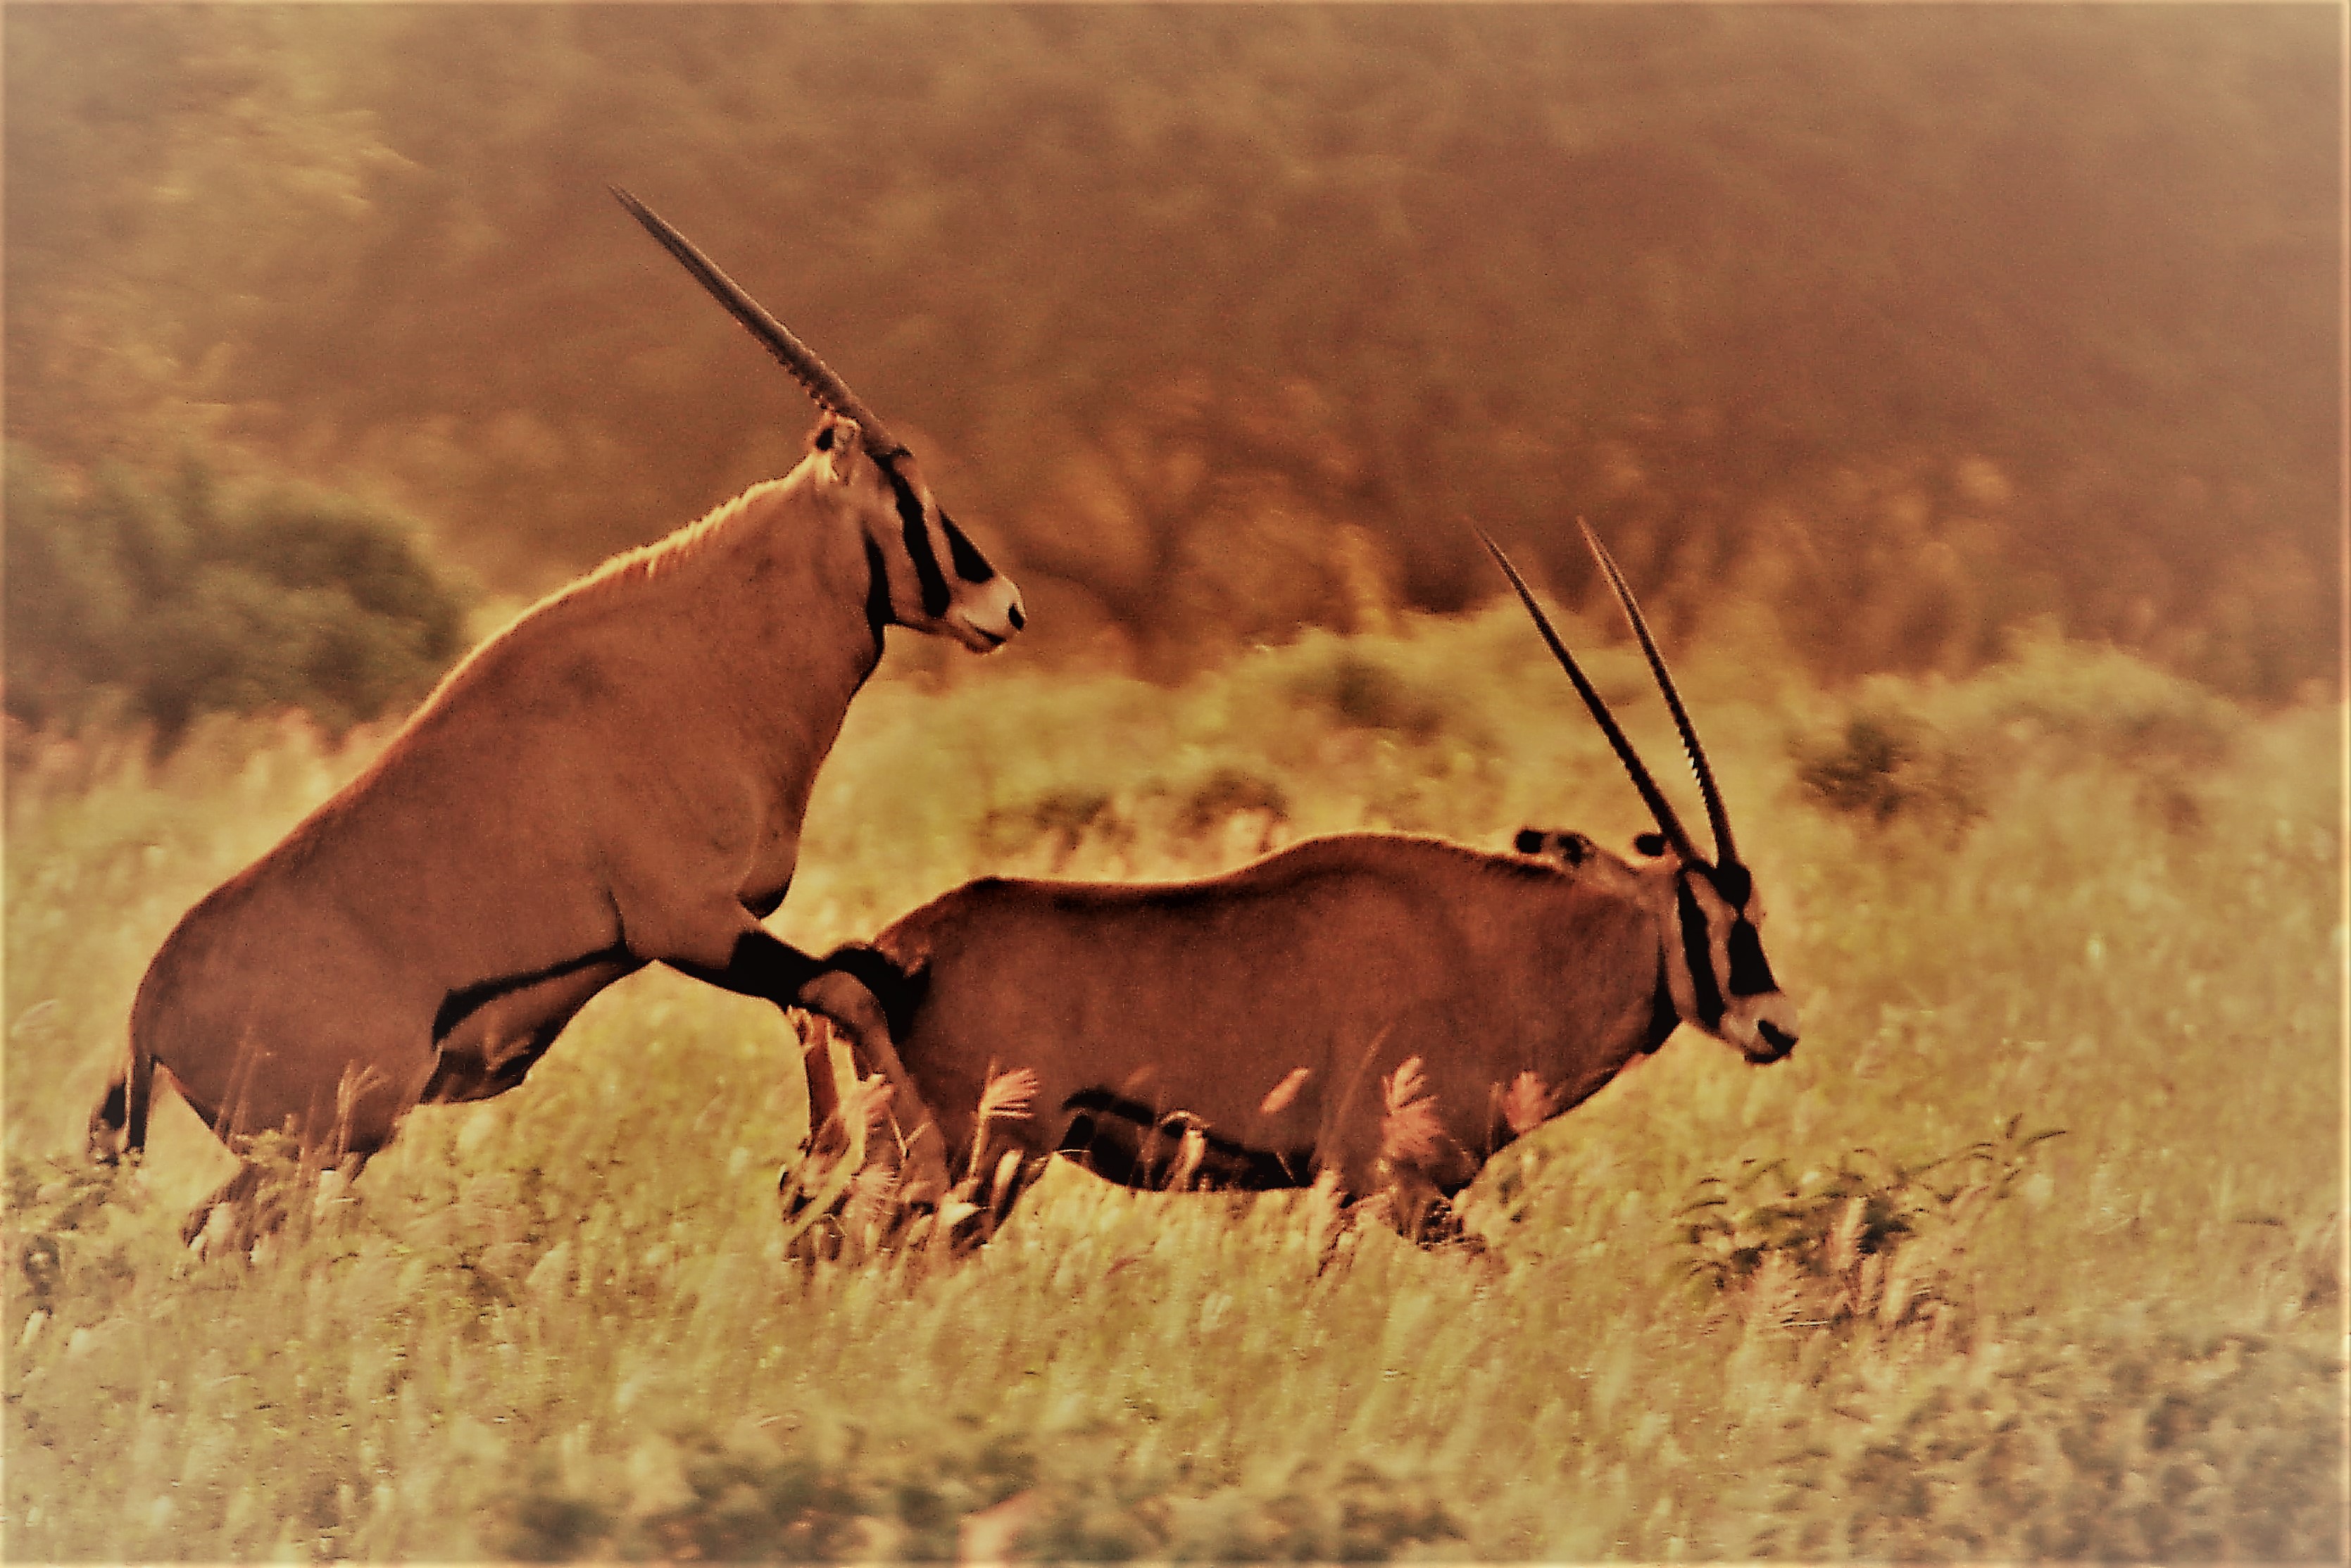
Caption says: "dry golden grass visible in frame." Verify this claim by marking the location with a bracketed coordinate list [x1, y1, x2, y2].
[5, 612, 2342, 1561]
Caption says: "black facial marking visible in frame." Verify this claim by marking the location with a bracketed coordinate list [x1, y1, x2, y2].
[434, 946, 632, 1043]
[882, 460, 951, 619]
[1007, 602, 1025, 632]
[1676, 875, 1727, 1029]
[1726, 919, 1779, 998]
[1634, 832, 1669, 858]
[863, 534, 894, 637]
[940, 514, 998, 584]
[1711, 861, 1754, 908]
[813, 422, 839, 451]
[1515, 827, 1546, 854]
[1644, 967, 1680, 1053]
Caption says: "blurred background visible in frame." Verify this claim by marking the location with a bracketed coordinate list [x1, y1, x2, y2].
[5, 4, 2338, 741]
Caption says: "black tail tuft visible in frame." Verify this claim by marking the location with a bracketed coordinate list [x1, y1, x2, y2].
[87, 1074, 130, 1164]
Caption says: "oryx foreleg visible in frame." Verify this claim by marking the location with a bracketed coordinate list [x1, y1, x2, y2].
[792, 961, 953, 1210]
[659, 920, 953, 1203]
[660, 923, 829, 1011]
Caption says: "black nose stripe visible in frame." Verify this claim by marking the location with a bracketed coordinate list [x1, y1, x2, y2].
[941, 515, 998, 585]
[1007, 602, 1025, 632]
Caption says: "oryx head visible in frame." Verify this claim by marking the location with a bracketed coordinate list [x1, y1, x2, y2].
[614, 187, 1025, 653]
[1481, 524, 1799, 1064]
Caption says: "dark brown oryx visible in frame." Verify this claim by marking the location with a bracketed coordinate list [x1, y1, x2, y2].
[90, 189, 1022, 1241]
[798, 524, 1796, 1247]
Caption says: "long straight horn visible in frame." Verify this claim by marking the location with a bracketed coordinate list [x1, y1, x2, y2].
[1476, 527, 1703, 865]
[610, 186, 906, 458]
[1577, 520, 1736, 868]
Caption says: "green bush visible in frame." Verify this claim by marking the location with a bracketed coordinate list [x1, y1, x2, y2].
[4, 446, 469, 746]
[1790, 709, 1983, 832]
[1788, 629, 2247, 836]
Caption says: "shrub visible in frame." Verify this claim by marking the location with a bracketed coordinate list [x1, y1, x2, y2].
[1677, 1117, 2065, 1338]
[1285, 646, 1455, 741]
[1790, 708, 1981, 832]
[1789, 634, 2247, 836]
[4, 446, 470, 746]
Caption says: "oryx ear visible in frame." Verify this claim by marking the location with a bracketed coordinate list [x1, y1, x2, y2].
[810, 415, 864, 484]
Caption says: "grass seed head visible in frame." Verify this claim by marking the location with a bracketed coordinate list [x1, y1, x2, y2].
[1500, 1070, 1560, 1137]
[1380, 1056, 1443, 1166]
[1259, 1066, 1312, 1118]
[978, 1066, 1040, 1124]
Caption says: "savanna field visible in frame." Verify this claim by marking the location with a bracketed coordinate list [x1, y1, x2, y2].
[5, 610, 2343, 1563]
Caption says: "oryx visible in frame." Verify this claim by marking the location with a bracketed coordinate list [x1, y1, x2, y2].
[90, 189, 1024, 1243]
[797, 523, 1795, 1248]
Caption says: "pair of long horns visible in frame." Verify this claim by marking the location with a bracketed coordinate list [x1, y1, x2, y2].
[611, 186, 907, 460]
[1479, 522, 1738, 871]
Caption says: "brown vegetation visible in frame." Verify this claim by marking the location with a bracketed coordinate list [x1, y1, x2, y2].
[6, 7, 2336, 697]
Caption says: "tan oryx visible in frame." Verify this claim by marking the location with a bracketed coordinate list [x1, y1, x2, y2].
[89, 188, 1024, 1243]
[796, 522, 1795, 1248]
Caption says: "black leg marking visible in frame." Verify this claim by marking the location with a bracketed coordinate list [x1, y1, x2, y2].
[1059, 1089, 1314, 1191]
[815, 943, 926, 1042]
[434, 946, 632, 1043]
[666, 929, 827, 1007]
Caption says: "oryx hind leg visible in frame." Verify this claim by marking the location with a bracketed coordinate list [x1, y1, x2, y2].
[182, 1054, 410, 1259]
[184, 1141, 380, 1259]
[184, 1160, 270, 1252]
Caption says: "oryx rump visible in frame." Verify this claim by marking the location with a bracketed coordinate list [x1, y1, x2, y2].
[92, 189, 1024, 1241]
[804, 524, 1795, 1246]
